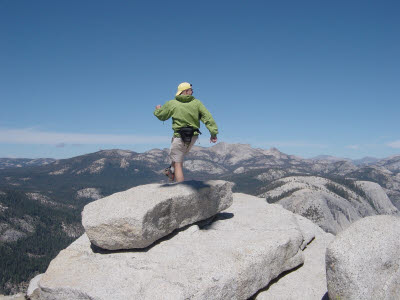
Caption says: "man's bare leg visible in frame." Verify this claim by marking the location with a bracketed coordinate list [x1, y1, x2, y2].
[172, 162, 184, 182]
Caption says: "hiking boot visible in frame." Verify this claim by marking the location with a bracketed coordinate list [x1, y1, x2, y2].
[163, 166, 175, 182]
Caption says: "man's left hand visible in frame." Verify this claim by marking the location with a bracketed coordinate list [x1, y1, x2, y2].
[210, 137, 218, 143]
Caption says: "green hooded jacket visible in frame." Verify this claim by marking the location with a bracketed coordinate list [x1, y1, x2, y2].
[154, 95, 218, 138]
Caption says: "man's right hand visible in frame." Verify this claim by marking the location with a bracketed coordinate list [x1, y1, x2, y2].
[155, 105, 161, 109]
[210, 136, 218, 143]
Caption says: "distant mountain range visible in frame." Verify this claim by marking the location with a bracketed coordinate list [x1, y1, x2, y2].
[0, 143, 400, 295]
[310, 155, 380, 166]
[1, 143, 400, 209]
[0, 151, 382, 170]
[0, 158, 56, 169]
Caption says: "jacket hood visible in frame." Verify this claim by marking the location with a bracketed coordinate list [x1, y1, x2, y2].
[175, 95, 195, 103]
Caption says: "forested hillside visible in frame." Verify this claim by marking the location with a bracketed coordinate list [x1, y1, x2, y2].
[0, 190, 79, 294]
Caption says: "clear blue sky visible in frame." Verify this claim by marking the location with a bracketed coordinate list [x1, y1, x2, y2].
[1, 0, 399, 159]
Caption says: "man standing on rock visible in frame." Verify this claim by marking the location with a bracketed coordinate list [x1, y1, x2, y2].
[154, 82, 218, 182]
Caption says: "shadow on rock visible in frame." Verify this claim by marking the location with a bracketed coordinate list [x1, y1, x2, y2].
[160, 180, 211, 190]
[90, 212, 234, 255]
[197, 212, 234, 230]
[321, 292, 329, 300]
[247, 263, 304, 300]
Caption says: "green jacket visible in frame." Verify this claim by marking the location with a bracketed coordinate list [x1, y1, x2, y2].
[154, 95, 218, 138]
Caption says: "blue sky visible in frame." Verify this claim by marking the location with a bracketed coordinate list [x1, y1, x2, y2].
[1, 0, 399, 159]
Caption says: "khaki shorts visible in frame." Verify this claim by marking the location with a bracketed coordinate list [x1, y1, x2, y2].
[169, 136, 198, 163]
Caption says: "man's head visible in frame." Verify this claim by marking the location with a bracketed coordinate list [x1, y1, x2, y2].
[176, 82, 193, 96]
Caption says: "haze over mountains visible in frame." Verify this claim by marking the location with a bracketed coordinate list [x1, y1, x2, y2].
[0, 158, 56, 170]
[0, 149, 382, 170]
[1, 143, 400, 295]
[310, 155, 379, 166]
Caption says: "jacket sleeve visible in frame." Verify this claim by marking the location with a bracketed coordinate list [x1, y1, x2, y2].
[154, 101, 174, 121]
[198, 101, 218, 137]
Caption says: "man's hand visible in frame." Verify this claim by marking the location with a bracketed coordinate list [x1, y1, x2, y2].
[155, 105, 161, 109]
[210, 136, 218, 143]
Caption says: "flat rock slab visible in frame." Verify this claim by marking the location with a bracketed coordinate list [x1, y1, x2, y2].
[82, 180, 234, 250]
[256, 216, 334, 300]
[326, 215, 400, 300]
[39, 193, 305, 300]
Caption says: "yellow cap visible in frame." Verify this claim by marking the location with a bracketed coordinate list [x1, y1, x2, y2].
[176, 82, 192, 96]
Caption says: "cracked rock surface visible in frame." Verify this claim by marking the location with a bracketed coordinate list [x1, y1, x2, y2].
[39, 193, 305, 300]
